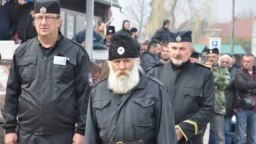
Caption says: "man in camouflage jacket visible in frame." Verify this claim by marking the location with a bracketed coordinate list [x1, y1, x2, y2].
[207, 48, 230, 144]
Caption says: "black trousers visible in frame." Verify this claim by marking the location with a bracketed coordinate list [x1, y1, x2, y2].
[18, 130, 74, 144]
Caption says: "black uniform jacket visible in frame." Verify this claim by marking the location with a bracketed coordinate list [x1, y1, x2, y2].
[85, 74, 176, 144]
[2, 35, 91, 135]
[148, 61, 215, 144]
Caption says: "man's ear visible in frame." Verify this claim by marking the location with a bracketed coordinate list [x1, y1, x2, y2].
[58, 19, 62, 29]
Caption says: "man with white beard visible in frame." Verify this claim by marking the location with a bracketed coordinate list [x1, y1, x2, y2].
[85, 34, 176, 144]
[148, 31, 215, 144]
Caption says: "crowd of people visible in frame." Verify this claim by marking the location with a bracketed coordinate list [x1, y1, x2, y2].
[1, 0, 256, 144]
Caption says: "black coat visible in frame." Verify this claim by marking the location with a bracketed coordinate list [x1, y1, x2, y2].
[224, 67, 238, 118]
[140, 51, 160, 72]
[85, 74, 176, 144]
[234, 67, 256, 110]
[152, 27, 174, 43]
[13, 2, 37, 42]
[148, 62, 215, 144]
[2, 35, 91, 135]
[0, 0, 17, 40]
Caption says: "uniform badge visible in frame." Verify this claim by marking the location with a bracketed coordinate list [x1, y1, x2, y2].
[30, 10, 35, 17]
[117, 47, 125, 55]
[109, 30, 112, 33]
[40, 7, 47, 14]
[176, 35, 182, 42]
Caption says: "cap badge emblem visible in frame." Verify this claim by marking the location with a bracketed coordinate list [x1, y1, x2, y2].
[176, 35, 182, 42]
[40, 7, 47, 14]
[117, 47, 125, 55]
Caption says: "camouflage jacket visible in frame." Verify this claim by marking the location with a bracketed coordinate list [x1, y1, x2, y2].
[212, 66, 230, 114]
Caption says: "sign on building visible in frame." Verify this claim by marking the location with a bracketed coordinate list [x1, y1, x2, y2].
[209, 37, 221, 50]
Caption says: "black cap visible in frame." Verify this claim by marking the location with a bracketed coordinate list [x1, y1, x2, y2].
[109, 35, 139, 60]
[206, 48, 219, 55]
[34, 0, 60, 14]
[130, 27, 138, 33]
[191, 51, 200, 58]
[172, 31, 192, 42]
[106, 26, 116, 35]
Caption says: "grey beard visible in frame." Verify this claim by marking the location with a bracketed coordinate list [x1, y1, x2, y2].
[171, 59, 183, 66]
[108, 62, 140, 94]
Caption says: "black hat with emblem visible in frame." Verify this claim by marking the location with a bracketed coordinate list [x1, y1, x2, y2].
[106, 26, 116, 35]
[108, 34, 139, 60]
[170, 31, 192, 43]
[34, 0, 61, 14]
[206, 48, 219, 55]
[191, 51, 200, 58]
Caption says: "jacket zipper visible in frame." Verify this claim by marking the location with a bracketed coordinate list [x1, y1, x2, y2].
[40, 55, 47, 134]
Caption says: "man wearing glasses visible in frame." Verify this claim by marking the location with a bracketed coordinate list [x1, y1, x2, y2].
[2, 0, 91, 144]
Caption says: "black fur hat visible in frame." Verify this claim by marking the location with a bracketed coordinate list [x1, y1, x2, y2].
[191, 51, 200, 58]
[108, 34, 139, 60]
[206, 48, 219, 55]
[106, 26, 116, 35]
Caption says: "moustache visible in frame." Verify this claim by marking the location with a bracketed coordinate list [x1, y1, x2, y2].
[116, 70, 129, 77]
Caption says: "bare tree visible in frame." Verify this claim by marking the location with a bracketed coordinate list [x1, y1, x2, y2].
[237, 8, 256, 18]
[123, 0, 151, 41]
[146, 0, 212, 42]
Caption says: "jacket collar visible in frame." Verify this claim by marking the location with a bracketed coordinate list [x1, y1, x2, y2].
[242, 65, 256, 74]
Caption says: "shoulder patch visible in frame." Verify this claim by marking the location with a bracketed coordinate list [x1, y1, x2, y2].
[146, 62, 164, 72]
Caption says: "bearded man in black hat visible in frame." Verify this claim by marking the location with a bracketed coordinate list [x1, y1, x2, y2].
[85, 34, 176, 144]
[148, 31, 215, 144]
[2, 0, 91, 144]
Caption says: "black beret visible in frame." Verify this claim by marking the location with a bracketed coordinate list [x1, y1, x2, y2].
[109, 34, 139, 60]
[34, 0, 60, 14]
[191, 51, 200, 58]
[171, 31, 192, 42]
[206, 48, 219, 55]
[106, 26, 116, 35]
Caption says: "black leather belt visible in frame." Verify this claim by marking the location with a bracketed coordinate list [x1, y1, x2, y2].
[116, 140, 144, 144]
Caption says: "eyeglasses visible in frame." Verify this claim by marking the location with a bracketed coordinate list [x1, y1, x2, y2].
[34, 15, 60, 22]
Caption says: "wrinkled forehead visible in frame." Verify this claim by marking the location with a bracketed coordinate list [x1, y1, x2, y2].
[168, 42, 192, 48]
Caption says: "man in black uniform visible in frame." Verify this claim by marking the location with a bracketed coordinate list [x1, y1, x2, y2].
[85, 34, 176, 144]
[148, 31, 215, 144]
[2, 0, 91, 144]
[152, 19, 175, 43]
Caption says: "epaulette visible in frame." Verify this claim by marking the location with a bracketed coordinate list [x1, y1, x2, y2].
[146, 62, 164, 72]
[194, 62, 211, 70]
